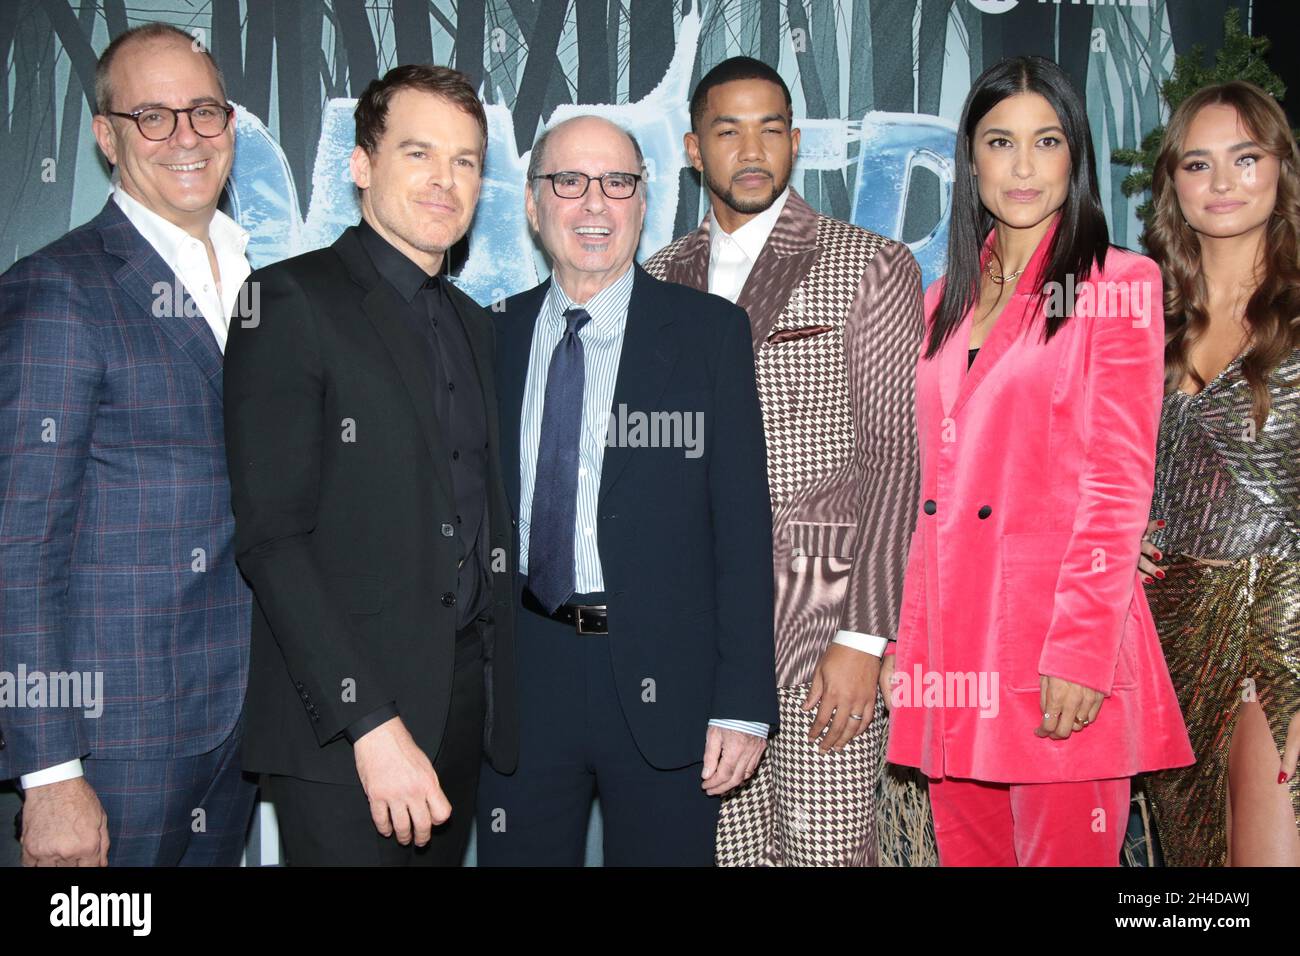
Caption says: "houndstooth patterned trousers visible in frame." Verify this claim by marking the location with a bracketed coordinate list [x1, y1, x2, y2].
[716, 683, 886, 866]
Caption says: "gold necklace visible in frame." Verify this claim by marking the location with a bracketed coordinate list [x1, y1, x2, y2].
[985, 257, 1024, 284]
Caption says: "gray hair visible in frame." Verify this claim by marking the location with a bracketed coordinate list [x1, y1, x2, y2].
[527, 118, 645, 200]
[95, 22, 228, 116]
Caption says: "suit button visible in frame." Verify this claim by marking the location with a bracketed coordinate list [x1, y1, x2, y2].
[442, 592, 456, 607]
[441, 523, 455, 537]
[923, 499, 937, 515]
[978, 505, 992, 519]
[511, 519, 518, 529]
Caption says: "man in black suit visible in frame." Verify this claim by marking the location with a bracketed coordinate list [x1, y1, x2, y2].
[223, 65, 516, 865]
[476, 115, 777, 866]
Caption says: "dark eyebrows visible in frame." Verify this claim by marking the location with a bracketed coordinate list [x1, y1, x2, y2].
[709, 113, 789, 127]
[982, 126, 1065, 137]
[1180, 141, 1261, 159]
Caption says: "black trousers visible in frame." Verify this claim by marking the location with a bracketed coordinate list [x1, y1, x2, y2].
[267, 625, 485, 866]
[476, 589, 720, 866]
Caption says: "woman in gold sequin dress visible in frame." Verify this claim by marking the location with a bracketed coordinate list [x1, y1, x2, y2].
[1139, 81, 1300, 867]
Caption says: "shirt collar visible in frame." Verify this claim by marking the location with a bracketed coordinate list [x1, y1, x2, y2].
[111, 183, 249, 267]
[709, 186, 790, 264]
[544, 261, 635, 335]
[356, 217, 442, 303]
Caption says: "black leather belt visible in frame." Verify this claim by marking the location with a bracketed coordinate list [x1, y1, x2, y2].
[522, 588, 609, 634]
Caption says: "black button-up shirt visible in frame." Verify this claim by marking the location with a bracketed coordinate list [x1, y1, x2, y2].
[344, 219, 492, 743]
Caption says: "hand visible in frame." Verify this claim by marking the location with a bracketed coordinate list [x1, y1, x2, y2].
[878, 652, 897, 712]
[1138, 517, 1166, 584]
[701, 725, 766, 796]
[353, 716, 451, 846]
[1036, 675, 1103, 741]
[802, 643, 881, 752]
[1280, 709, 1300, 784]
[20, 776, 109, 866]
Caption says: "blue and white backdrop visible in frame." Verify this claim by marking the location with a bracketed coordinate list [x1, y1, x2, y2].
[0, 0, 1261, 865]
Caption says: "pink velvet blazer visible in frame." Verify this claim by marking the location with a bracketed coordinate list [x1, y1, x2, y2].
[886, 223, 1195, 783]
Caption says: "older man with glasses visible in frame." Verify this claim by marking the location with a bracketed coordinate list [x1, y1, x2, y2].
[0, 22, 254, 866]
[475, 115, 777, 866]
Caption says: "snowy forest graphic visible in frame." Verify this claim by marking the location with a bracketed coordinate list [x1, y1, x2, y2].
[0, 0, 1254, 301]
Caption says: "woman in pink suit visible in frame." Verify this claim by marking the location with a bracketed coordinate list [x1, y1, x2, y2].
[878, 56, 1194, 866]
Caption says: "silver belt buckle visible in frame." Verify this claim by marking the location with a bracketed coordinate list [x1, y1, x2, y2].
[574, 605, 603, 635]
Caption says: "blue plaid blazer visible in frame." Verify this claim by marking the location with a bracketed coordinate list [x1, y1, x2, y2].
[0, 199, 250, 778]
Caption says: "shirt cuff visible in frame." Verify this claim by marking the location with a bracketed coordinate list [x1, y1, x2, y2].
[19, 759, 85, 790]
[831, 629, 890, 657]
[708, 719, 770, 738]
[343, 702, 400, 744]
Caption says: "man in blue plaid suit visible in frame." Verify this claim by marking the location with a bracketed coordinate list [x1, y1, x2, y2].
[0, 24, 254, 865]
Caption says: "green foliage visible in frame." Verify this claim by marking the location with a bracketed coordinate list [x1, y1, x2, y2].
[1114, 8, 1288, 236]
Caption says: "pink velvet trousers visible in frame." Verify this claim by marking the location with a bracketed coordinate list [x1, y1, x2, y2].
[928, 775, 1130, 866]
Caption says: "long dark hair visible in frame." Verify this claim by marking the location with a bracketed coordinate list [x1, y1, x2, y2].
[925, 56, 1110, 359]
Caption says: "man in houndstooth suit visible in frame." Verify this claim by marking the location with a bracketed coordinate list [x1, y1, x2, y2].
[644, 57, 925, 866]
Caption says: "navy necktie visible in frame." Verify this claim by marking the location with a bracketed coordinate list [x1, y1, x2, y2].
[527, 306, 592, 612]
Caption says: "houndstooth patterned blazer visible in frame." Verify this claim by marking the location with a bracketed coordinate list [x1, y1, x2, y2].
[644, 189, 924, 687]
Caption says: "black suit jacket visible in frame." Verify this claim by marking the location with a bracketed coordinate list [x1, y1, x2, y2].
[224, 225, 518, 785]
[497, 264, 777, 769]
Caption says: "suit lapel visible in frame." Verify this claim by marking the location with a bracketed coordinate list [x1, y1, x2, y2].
[334, 228, 456, 510]
[448, 287, 500, 473]
[97, 201, 225, 398]
[937, 304, 970, 419]
[945, 297, 1031, 420]
[735, 189, 820, 351]
[946, 218, 1061, 419]
[362, 280, 456, 510]
[664, 221, 712, 292]
[497, 281, 550, 515]
[598, 266, 677, 504]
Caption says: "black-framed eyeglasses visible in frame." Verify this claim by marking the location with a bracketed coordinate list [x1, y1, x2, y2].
[106, 103, 235, 141]
[532, 170, 642, 200]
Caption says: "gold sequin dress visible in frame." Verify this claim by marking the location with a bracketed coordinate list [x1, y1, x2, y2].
[1142, 346, 1300, 867]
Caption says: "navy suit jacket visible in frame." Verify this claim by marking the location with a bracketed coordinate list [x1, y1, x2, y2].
[0, 200, 250, 778]
[497, 264, 778, 769]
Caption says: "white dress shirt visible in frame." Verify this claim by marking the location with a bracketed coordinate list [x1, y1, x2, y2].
[706, 188, 888, 660]
[111, 184, 251, 353]
[19, 189, 250, 791]
[518, 265, 632, 593]
[707, 187, 790, 305]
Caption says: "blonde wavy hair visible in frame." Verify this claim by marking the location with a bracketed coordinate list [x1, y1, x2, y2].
[1146, 81, 1300, 426]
